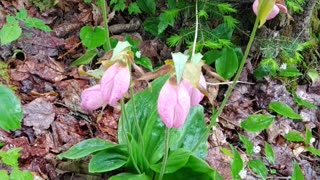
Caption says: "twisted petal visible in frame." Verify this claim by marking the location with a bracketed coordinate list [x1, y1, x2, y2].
[80, 85, 105, 111]
[158, 79, 191, 129]
[182, 73, 206, 106]
[101, 62, 131, 105]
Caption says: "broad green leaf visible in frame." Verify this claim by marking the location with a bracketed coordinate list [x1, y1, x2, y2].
[136, 0, 156, 15]
[238, 134, 253, 155]
[135, 57, 153, 71]
[212, 23, 234, 40]
[89, 145, 128, 173]
[143, 17, 161, 37]
[247, 159, 268, 180]
[24, 17, 52, 32]
[264, 142, 275, 164]
[215, 47, 238, 79]
[70, 49, 98, 67]
[305, 128, 312, 145]
[203, 50, 221, 65]
[0, 23, 22, 45]
[0, 170, 8, 180]
[284, 131, 304, 142]
[158, 9, 179, 34]
[58, 139, 116, 159]
[278, 67, 302, 77]
[291, 161, 304, 180]
[305, 147, 320, 157]
[307, 69, 319, 84]
[268, 102, 302, 120]
[0, 148, 21, 167]
[10, 169, 33, 180]
[118, 75, 208, 166]
[128, 2, 142, 15]
[220, 147, 232, 157]
[129, 135, 149, 174]
[162, 155, 223, 180]
[172, 52, 188, 84]
[230, 145, 243, 180]
[80, 26, 106, 50]
[0, 85, 22, 131]
[293, 92, 317, 109]
[15, 9, 28, 20]
[256, 0, 276, 27]
[151, 148, 191, 173]
[240, 114, 274, 132]
[110, 0, 126, 11]
[109, 173, 151, 180]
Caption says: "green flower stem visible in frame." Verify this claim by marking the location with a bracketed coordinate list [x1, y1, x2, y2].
[191, 0, 198, 57]
[100, 0, 111, 51]
[159, 128, 170, 180]
[120, 99, 141, 174]
[129, 86, 145, 150]
[192, 17, 260, 152]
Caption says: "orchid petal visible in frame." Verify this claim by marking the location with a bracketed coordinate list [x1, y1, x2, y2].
[80, 85, 105, 111]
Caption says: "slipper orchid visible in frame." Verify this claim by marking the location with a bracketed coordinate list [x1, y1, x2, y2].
[80, 85, 105, 111]
[158, 78, 191, 129]
[182, 73, 207, 107]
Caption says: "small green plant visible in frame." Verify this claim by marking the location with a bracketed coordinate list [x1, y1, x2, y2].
[31, 0, 55, 12]
[0, 9, 52, 45]
[0, 148, 33, 180]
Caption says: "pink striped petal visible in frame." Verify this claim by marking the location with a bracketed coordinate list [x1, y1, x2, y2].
[101, 62, 131, 105]
[80, 85, 105, 111]
[158, 79, 191, 129]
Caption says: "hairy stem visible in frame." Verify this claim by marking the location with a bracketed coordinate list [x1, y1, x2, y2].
[192, 17, 260, 152]
[159, 128, 170, 180]
[100, 0, 111, 51]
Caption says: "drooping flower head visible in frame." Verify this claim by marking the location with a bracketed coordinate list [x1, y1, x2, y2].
[157, 77, 191, 129]
[253, 0, 287, 27]
[81, 85, 105, 111]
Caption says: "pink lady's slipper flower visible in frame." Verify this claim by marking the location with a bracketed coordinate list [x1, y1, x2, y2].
[182, 73, 207, 107]
[158, 78, 191, 129]
[253, 0, 287, 20]
[101, 61, 131, 105]
[81, 85, 105, 111]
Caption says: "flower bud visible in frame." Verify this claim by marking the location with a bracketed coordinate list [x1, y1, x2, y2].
[182, 73, 207, 107]
[101, 62, 131, 105]
[158, 78, 191, 128]
[253, 0, 287, 21]
[81, 85, 105, 111]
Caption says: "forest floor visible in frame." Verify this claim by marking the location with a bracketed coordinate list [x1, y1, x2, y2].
[0, 1, 319, 179]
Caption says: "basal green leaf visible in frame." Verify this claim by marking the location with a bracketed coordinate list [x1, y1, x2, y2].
[80, 26, 106, 50]
[215, 47, 238, 79]
[0, 23, 22, 45]
[58, 139, 116, 159]
[284, 131, 304, 142]
[172, 52, 188, 84]
[0, 85, 22, 131]
[70, 49, 98, 67]
[109, 173, 151, 180]
[89, 145, 128, 173]
[240, 114, 274, 132]
[162, 155, 223, 180]
[151, 148, 191, 173]
[291, 161, 304, 180]
[230, 145, 243, 180]
[238, 134, 253, 155]
[293, 92, 317, 109]
[264, 142, 275, 164]
[305, 147, 320, 157]
[247, 159, 268, 180]
[268, 102, 302, 120]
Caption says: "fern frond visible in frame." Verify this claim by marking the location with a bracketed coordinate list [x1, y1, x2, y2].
[217, 3, 237, 14]
[223, 16, 238, 29]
